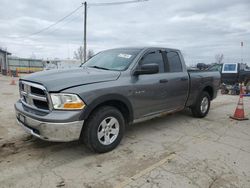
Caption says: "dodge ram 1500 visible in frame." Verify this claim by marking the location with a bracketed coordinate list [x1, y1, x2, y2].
[15, 47, 221, 152]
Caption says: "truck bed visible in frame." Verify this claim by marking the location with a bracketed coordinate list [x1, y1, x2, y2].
[186, 70, 221, 107]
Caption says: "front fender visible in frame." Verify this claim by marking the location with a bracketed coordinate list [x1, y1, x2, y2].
[79, 94, 134, 123]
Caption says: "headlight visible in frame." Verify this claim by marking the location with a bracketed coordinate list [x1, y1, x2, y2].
[50, 93, 85, 110]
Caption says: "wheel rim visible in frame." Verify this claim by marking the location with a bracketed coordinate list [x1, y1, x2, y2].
[200, 97, 209, 114]
[97, 117, 120, 145]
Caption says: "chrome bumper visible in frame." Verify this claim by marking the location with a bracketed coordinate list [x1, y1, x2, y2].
[16, 113, 84, 142]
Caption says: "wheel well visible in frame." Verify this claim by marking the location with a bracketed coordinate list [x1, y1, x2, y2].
[203, 86, 213, 99]
[89, 100, 131, 125]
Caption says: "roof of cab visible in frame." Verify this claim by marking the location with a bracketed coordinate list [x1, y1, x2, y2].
[107, 47, 180, 52]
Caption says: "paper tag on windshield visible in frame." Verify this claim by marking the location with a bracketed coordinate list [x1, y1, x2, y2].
[118, 54, 132, 59]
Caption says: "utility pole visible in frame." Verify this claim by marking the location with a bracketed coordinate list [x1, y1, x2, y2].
[82, 0, 148, 63]
[83, 1, 87, 63]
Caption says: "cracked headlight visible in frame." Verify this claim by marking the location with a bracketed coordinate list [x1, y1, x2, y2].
[50, 93, 85, 110]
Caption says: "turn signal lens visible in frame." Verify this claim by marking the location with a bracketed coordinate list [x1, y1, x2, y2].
[63, 102, 85, 109]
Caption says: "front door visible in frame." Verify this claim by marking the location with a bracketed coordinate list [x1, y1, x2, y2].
[131, 49, 171, 118]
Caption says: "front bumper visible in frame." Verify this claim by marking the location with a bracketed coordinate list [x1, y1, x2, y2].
[15, 100, 84, 142]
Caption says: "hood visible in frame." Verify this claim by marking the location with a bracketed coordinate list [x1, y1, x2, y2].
[21, 67, 120, 91]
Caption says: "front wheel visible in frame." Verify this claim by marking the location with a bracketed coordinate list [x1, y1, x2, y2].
[191, 91, 211, 118]
[82, 106, 125, 153]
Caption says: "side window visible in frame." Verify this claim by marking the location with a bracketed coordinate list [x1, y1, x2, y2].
[166, 52, 183, 72]
[208, 64, 222, 71]
[141, 51, 164, 73]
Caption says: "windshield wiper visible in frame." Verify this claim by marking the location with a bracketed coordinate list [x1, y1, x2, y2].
[88, 66, 111, 70]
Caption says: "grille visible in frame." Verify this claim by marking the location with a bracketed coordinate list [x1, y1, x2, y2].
[19, 81, 51, 111]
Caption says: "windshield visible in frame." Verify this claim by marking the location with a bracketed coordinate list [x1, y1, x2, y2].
[82, 49, 140, 71]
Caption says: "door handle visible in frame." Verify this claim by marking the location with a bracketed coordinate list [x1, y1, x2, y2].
[180, 77, 188, 81]
[159, 79, 168, 83]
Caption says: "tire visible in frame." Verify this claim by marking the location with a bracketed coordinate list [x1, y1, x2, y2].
[82, 106, 125, 153]
[191, 91, 210, 118]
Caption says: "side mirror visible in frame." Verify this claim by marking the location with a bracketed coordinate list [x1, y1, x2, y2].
[134, 63, 159, 75]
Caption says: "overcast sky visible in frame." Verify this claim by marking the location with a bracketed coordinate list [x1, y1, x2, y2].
[0, 0, 249, 65]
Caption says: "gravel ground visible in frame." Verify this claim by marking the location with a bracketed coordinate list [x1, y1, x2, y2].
[0, 74, 250, 188]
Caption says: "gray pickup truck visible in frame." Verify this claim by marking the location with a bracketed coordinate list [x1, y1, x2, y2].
[15, 47, 220, 153]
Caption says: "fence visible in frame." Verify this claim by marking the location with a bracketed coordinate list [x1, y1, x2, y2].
[8, 57, 44, 73]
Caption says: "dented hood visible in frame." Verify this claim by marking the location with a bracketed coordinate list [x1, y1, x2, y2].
[21, 67, 120, 92]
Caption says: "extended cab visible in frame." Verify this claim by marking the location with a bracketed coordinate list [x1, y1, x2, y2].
[15, 47, 221, 152]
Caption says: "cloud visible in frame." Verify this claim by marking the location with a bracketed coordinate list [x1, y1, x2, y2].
[0, 0, 249, 64]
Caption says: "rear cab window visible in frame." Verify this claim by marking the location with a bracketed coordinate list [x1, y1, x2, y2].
[222, 63, 238, 73]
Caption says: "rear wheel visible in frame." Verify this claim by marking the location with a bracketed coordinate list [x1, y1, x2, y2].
[82, 106, 125, 153]
[191, 91, 210, 118]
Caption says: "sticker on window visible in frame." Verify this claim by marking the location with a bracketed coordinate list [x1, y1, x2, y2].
[118, 54, 132, 59]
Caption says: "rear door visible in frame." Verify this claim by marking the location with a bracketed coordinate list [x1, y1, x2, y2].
[161, 50, 189, 110]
